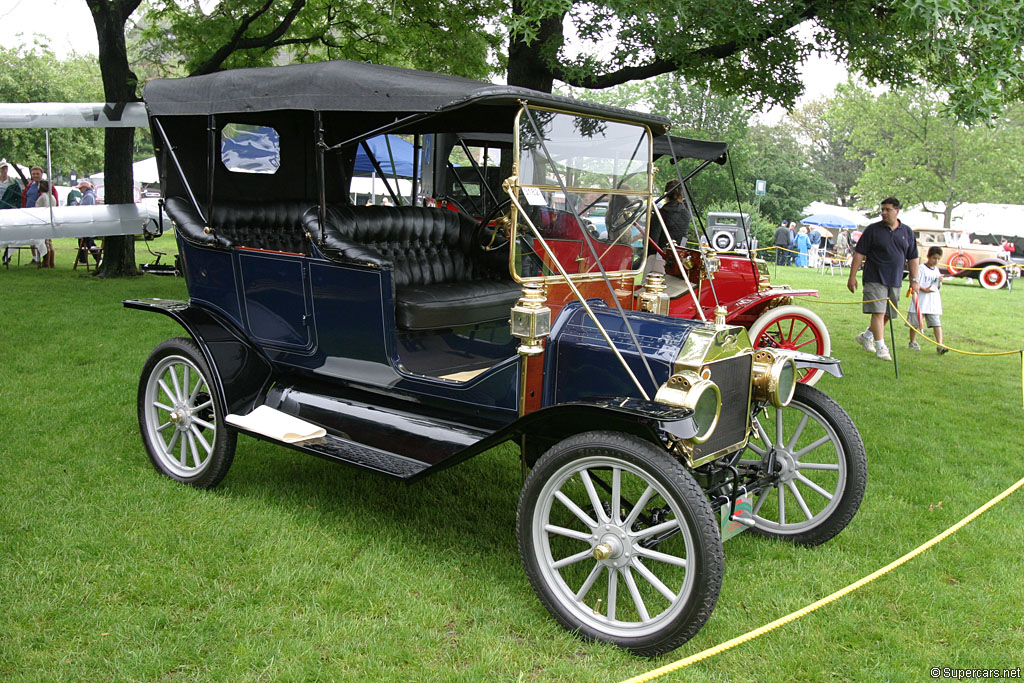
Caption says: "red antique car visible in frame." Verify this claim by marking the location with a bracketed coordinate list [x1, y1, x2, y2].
[646, 135, 831, 385]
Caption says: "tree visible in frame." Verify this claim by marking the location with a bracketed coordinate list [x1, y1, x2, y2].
[86, 0, 144, 278]
[739, 123, 831, 225]
[505, 0, 1024, 121]
[0, 45, 106, 184]
[133, 0, 503, 80]
[788, 97, 864, 208]
[834, 84, 1024, 229]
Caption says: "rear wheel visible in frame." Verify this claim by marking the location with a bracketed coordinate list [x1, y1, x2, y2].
[517, 431, 722, 656]
[748, 305, 831, 386]
[138, 337, 236, 488]
[740, 384, 866, 546]
[979, 265, 1007, 290]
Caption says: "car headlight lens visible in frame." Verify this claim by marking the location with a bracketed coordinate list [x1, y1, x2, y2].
[656, 371, 722, 443]
[752, 349, 797, 407]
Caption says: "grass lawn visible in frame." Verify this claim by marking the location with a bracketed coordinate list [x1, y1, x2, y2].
[2, 244, 1023, 681]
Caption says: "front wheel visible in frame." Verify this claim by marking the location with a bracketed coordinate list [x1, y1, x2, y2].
[137, 337, 236, 488]
[740, 384, 866, 546]
[979, 265, 1007, 290]
[517, 431, 723, 656]
[748, 305, 831, 386]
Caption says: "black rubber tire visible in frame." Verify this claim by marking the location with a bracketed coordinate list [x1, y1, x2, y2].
[747, 383, 866, 546]
[137, 337, 236, 489]
[517, 431, 723, 656]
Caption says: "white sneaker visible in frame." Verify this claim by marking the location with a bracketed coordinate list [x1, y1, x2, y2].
[875, 345, 892, 361]
[908, 341, 921, 351]
[856, 331, 875, 352]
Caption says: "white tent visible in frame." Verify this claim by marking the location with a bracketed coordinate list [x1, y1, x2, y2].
[90, 156, 159, 185]
[900, 203, 1024, 237]
[350, 176, 412, 203]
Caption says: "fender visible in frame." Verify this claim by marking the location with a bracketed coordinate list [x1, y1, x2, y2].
[503, 398, 697, 469]
[725, 288, 818, 320]
[123, 298, 274, 416]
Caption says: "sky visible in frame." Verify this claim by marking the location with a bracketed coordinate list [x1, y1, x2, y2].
[0, 1, 849, 112]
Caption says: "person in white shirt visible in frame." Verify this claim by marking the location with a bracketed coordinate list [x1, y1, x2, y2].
[908, 246, 948, 354]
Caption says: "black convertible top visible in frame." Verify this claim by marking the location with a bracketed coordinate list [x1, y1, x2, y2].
[144, 59, 671, 133]
[653, 134, 728, 163]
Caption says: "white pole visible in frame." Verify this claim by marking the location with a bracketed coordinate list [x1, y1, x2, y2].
[45, 129, 54, 227]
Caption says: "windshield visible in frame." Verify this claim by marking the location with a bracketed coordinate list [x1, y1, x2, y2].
[510, 108, 653, 282]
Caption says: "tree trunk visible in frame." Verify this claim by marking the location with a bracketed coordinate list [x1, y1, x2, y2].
[506, 2, 564, 92]
[87, 0, 142, 278]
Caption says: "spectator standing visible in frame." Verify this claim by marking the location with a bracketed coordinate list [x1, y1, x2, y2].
[908, 246, 948, 354]
[848, 197, 920, 361]
[773, 220, 791, 265]
[21, 166, 58, 207]
[835, 229, 851, 263]
[782, 224, 798, 266]
[66, 185, 83, 206]
[0, 160, 19, 207]
[33, 180, 57, 268]
[808, 226, 822, 268]
[76, 181, 102, 266]
[794, 227, 810, 267]
[1, 159, 23, 266]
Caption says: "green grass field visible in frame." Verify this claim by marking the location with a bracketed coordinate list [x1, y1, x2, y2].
[2, 241, 1022, 681]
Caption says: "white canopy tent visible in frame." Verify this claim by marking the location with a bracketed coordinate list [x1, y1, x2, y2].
[899, 203, 1024, 237]
[0, 102, 168, 243]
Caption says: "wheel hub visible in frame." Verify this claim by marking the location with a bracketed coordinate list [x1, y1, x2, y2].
[170, 404, 193, 431]
[592, 525, 632, 568]
[774, 447, 797, 484]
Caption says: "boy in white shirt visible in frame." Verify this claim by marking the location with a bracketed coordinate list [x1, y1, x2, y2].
[908, 246, 948, 354]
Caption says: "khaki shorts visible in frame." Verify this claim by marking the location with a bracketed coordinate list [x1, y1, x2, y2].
[909, 313, 941, 329]
[862, 282, 900, 314]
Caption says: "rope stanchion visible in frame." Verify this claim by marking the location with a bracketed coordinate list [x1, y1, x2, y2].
[618, 473, 1024, 683]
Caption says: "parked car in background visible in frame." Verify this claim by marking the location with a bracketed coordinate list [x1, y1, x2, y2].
[915, 228, 1021, 289]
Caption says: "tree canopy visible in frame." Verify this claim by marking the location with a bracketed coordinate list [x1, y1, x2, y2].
[833, 84, 1024, 228]
[0, 45, 106, 183]
[507, 0, 1024, 121]
[133, 0, 504, 79]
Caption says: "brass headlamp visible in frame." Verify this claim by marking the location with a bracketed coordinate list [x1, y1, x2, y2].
[751, 348, 797, 407]
[655, 370, 722, 443]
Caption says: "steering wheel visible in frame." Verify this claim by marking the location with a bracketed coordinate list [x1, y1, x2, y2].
[473, 197, 513, 252]
[607, 198, 646, 234]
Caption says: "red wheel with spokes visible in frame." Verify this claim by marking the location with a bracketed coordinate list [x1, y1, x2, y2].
[979, 265, 1007, 290]
[947, 251, 973, 276]
[748, 305, 831, 386]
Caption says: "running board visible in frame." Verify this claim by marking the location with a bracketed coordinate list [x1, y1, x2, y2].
[230, 424, 433, 480]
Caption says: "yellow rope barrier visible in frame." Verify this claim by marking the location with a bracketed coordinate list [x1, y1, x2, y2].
[619, 472, 1024, 683]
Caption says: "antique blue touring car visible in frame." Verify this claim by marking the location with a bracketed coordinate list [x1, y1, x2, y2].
[127, 60, 866, 656]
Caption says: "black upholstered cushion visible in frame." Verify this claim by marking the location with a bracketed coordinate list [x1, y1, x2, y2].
[304, 205, 521, 330]
[396, 280, 521, 330]
[165, 196, 313, 255]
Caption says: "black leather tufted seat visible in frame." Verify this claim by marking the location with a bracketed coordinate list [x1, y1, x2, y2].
[303, 205, 521, 330]
[165, 197, 313, 255]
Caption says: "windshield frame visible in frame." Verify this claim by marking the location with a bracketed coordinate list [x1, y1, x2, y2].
[508, 105, 656, 285]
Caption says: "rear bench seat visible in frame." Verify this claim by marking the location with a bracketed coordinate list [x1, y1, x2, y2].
[303, 205, 521, 330]
[165, 197, 313, 255]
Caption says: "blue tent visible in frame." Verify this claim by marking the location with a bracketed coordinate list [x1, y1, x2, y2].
[353, 135, 416, 177]
[801, 213, 857, 229]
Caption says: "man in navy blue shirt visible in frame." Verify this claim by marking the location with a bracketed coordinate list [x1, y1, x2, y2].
[847, 197, 920, 361]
